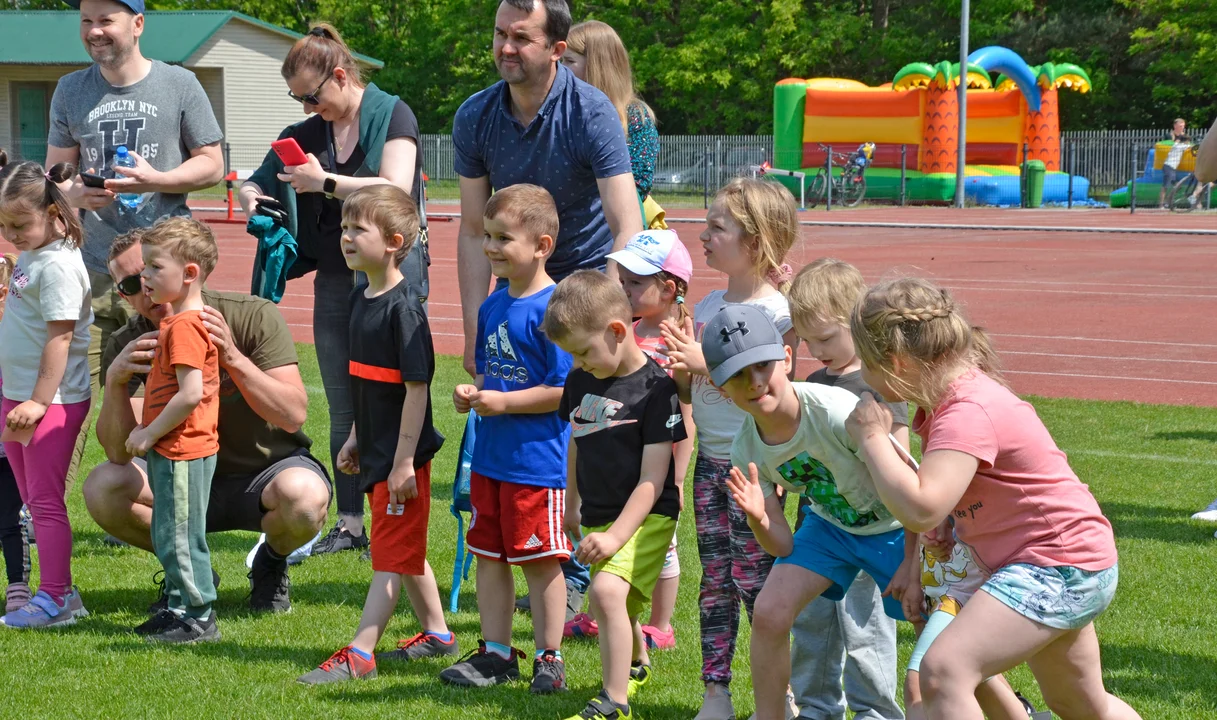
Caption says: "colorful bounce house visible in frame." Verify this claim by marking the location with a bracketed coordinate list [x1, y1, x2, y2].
[773, 46, 1094, 205]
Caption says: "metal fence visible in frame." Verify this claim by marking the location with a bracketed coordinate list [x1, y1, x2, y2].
[1061, 128, 1208, 194]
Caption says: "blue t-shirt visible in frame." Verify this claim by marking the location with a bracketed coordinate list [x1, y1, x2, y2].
[473, 285, 574, 487]
[453, 64, 633, 280]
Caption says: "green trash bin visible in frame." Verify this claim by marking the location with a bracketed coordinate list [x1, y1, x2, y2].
[1023, 160, 1046, 208]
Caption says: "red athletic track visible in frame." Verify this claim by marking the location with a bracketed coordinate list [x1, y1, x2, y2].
[6, 203, 1214, 407]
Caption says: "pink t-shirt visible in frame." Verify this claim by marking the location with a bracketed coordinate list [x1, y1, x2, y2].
[634, 322, 672, 376]
[913, 370, 1117, 574]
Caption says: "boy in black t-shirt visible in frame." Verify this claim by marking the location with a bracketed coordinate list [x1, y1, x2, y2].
[298, 185, 453, 686]
[541, 272, 686, 720]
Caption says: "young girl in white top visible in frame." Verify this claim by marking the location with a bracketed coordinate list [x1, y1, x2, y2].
[661, 178, 800, 719]
[0, 161, 94, 629]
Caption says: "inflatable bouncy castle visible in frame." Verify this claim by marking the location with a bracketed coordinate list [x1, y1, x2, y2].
[773, 47, 1094, 205]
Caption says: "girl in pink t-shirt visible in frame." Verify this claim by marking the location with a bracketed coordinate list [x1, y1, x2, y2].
[844, 278, 1139, 720]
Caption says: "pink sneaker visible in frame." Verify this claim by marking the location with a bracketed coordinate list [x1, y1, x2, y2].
[642, 623, 676, 650]
[563, 612, 599, 638]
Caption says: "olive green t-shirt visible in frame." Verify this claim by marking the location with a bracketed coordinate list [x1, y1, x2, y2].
[101, 288, 311, 476]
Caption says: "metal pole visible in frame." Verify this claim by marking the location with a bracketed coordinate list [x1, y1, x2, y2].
[826, 145, 833, 211]
[1129, 144, 1137, 214]
[1020, 143, 1028, 208]
[716, 139, 722, 191]
[1067, 140, 1074, 209]
[900, 144, 907, 207]
[955, 0, 970, 208]
[704, 150, 711, 210]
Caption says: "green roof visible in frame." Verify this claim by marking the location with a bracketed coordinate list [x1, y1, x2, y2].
[0, 11, 383, 68]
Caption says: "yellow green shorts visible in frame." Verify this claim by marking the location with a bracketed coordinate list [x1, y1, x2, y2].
[584, 514, 678, 618]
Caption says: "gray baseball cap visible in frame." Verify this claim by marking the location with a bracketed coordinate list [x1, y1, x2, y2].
[703, 305, 788, 386]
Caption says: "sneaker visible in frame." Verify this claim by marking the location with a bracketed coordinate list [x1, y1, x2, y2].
[1189, 195, 1200, 209]
[531, 650, 567, 694]
[102, 534, 128, 547]
[1015, 690, 1053, 719]
[145, 612, 220, 644]
[297, 646, 377, 685]
[2, 588, 87, 629]
[5, 582, 31, 614]
[642, 623, 676, 650]
[515, 594, 532, 614]
[248, 543, 291, 613]
[627, 662, 650, 698]
[377, 632, 460, 662]
[747, 689, 798, 720]
[566, 583, 585, 623]
[1191, 498, 1217, 523]
[310, 520, 369, 555]
[566, 690, 632, 719]
[133, 608, 179, 636]
[148, 569, 221, 615]
[439, 640, 523, 687]
[564, 612, 599, 638]
[694, 683, 735, 720]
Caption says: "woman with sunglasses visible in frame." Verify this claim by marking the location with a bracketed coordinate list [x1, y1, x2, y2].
[239, 24, 428, 555]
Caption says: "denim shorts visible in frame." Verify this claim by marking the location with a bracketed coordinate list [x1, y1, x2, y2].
[981, 562, 1118, 630]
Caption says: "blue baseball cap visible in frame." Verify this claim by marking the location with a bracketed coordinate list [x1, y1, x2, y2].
[65, 0, 146, 14]
[703, 305, 788, 386]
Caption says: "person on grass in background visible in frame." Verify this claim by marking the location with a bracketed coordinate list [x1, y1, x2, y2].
[847, 278, 1140, 720]
[441, 185, 574, 694]
[85, 230, 329, 615]
[542, 271, 686, 720]
[0, 161, 94, 628]
[785, 259, 907, 720]
[123, 218, 222, 644]
[563, 230, 695, 650]
[0, 250, 33, 615]
[658, 178, 800, 720]
[240, 23, 429, 557]
[298, 186, 453, 684]
[48, 0, 224, 485]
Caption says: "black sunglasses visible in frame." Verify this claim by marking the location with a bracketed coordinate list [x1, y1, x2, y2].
[115, 273, 143, 297]
[287, 74, 332, 106]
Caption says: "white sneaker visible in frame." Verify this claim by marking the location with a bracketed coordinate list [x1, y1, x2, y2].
[1191, 498, 1217, 523]
[694, 683, 736, 720]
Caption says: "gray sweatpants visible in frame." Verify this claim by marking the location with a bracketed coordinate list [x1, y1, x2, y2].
[790, 572, 904, 720]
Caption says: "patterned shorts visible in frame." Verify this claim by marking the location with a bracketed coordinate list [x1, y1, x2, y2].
[982, 562, 1118, 630]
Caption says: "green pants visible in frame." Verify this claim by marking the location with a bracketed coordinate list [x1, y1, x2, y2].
[148, 450, 217, 618]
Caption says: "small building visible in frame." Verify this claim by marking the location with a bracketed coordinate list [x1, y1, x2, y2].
[0, 10, 383, 171]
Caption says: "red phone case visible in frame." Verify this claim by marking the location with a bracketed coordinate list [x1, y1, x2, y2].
[271, 138, 309, 166]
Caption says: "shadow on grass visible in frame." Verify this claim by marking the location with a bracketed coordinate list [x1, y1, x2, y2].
[1153, 430, 1217, 443]
[1100, 502, 1216, 546]
[1101, 641, 1217, 712]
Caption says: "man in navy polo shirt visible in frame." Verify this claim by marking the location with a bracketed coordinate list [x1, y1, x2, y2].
[453, 0, 643, 379]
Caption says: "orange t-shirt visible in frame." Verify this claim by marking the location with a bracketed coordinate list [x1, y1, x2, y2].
[142, 311, 220, 460]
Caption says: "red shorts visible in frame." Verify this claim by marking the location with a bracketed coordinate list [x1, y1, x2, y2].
[466, 472, 571, 565]
[367, 462, 431, 575]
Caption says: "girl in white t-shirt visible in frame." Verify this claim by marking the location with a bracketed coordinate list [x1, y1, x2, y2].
[661, 178, 800, 718]
[0, 161, 94, 629]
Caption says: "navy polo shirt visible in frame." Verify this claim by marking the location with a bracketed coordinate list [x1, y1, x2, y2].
[453, 63, 633, 279]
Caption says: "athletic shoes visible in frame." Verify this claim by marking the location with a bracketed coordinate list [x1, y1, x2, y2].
[1191, 498, 1217, 523]
[134, 609, 179, 636]
[566, 691, 631, 720]
[145, 612, 220, 644]
[515, 594, 531, 613]
[531, 650, 567, 694]
[248, 544, 291, 613]
[148, 568, 220, 615]
[564, 612, 599, 638]
[439, 640, 523, 687]
[311, 520, 369, 555]
[5, 582, 31, 614]
[642, 623, 676, 650]
[298, 646, 377, 685]
[2, 587, 87, 629]
[377, 632, 460, 662]
[628, 662, 650, 698]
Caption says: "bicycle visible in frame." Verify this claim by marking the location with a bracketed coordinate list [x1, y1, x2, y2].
[808, 143, 874, 208]
[1166, 145, 1211, 212]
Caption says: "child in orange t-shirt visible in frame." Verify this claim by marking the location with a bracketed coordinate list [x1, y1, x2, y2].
[123, 217, 222, 644]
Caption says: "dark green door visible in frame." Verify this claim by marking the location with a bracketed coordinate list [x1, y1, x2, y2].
[16, 85, 49, 165]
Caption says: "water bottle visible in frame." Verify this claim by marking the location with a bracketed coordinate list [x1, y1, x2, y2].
[113, 146, 141, 210]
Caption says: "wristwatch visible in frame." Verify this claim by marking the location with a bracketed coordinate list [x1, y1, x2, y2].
[323, 174, 338, 198]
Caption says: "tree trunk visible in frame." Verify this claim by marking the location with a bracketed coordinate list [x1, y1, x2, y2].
[873, 0, 890, 31]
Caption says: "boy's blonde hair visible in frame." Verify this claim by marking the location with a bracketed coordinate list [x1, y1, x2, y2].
[566, 21, 655, 132]
[142, 216, 219, 278]
[484, 184, 559, 247]
[851, 277, 1004, 409]
[714, 178, 798, 293]
[342, 185, 419, 266]
[789, 258, 866, 326]
[541, 270, 633, 341]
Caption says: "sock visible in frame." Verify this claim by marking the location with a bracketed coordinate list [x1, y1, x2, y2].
[535, 648, 562, 661]
[425, 630, 453, 643]
[262, 544, 288, 570]
[347, 645, 373, 661]
[486, 641, 513, 660]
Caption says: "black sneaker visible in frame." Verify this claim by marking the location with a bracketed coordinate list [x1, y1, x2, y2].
[378, 632, 460, 662]
[515, 595, 531, 614]
[248, 543, 291, 613]
[1016, 691, 1052, 719]
[530, 649, 567, 694]
[145, 612, 221, 644]
[102, 534, 128, 547]
[147, 568, 221, 615]
[439, 640, 522, 687]
[311, 521, 369, 555]
[133, 608, 179, 636]
[565, 583, 584, 623]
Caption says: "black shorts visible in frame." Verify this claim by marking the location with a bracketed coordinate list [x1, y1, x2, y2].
[134, 449, 331, 533]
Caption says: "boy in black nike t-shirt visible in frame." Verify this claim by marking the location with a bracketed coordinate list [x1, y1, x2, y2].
[541, 271, 686, 720]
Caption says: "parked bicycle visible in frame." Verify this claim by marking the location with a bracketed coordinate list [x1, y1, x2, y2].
[808, 142, 875, 208]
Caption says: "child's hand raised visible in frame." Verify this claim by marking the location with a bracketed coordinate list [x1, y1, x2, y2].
[660, 317, 708, 377]
[726, 463, 767, 521]
[453, 384, 477, 414]
[845, 392, 894, 443]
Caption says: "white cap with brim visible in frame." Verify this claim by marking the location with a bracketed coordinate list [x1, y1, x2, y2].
[703, 304, 788, 386]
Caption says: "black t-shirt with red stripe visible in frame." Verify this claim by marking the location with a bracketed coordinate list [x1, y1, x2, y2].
[349, 278, 443, 492]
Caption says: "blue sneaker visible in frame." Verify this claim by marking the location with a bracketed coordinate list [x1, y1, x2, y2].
[2, 588, 88, 629]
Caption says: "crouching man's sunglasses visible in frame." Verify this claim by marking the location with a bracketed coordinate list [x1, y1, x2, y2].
[115, 273, 143, 297]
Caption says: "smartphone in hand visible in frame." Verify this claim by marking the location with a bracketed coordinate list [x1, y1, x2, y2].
[80, 172, 107, 189]
[271, 138, 309, 167]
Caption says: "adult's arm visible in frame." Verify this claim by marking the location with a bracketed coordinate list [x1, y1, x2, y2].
[1195, 117, 1217, 185]
[457, 174, 494, 377]
[104, 142, 226, 195]
[274, 137, 419, 199]
[597, 172, 645, 280]
[98, 331, 159, 465]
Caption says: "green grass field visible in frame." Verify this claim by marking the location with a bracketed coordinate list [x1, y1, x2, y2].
[3, 348, 1216, 719]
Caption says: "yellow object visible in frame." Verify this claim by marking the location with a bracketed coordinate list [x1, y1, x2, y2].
[643, 195, 667, 229]
[803, 115, 922, 146]
[1154, 141, 1197, 172]
[804, 78, 871, 90]
[967, 114, 1025, 143]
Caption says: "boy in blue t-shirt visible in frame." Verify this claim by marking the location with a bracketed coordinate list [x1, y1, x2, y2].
[441, 184, 575, 694]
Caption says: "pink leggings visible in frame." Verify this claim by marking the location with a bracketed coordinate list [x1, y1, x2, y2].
[2, 398, 90, 600]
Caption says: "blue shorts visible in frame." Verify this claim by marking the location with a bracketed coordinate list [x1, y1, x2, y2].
[981, 562, 1119, 630]
[776, 509, 907, 620]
